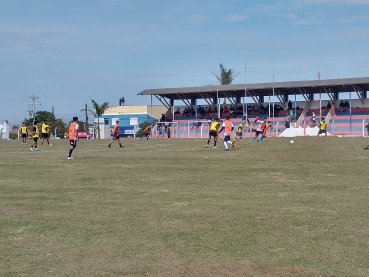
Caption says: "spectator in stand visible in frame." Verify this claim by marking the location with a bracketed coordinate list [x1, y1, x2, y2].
[339, 100, 344, 112]
[223, 105, 229, 116]
[259, 103, 265, 115]
[237, 105, 243, 115]
[254, 103, 259, 115]
[331, 102, 336, 115]
[197, 106, 202, 117]
[249, 104, 255, 114]
[174, 108, 181, 115]
[220, 106, 224, 115]
[288, 100, 293, 111]
[344, 100, 350, 111]
[213, 106, 218, 114]
[273, 104, 278, 116]
[326, 102, 332, 112]
[190, 106, 195, 116]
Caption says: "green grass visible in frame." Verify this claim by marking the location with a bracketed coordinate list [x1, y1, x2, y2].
[1, 137, 369, 277]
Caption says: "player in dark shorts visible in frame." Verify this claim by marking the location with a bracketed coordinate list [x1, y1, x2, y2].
[206, 118, 220, 148]
[21, 123, 27, 144]
[108, 120, 124, 149]
[41, 121, 52, 146]
[144, 125, 152, 141]
[316, 117, 328, 140]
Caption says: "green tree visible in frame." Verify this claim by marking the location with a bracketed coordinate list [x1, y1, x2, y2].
[53, 118, 68, 138]
[136, 120, 157, 138]
[212, 63, 239, 85]
[91, 99, 109, 139]
[78, 121, 85, 131]
[34, 110, 55, 124]
[23, 110, 57, 136]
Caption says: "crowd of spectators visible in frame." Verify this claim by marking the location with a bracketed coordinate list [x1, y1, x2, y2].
[172, 103, 292, 119]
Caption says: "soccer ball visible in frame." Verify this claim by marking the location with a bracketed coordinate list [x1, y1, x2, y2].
[290, 140, 294, 144]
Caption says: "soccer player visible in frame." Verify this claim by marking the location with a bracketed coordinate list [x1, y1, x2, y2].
[108, 120, 124, 149]
[206, 118, 220, 148]
[316, 117, 327, 140]
[218, 115, 234, 151]
[258, 121, 272, 142]
[249, 118, 267, 144]
[41, 121, 52, 146]
[232, 118, 248, 148]
[144, 125, 152, 141]
[157, 125, 163, 138]
[30, 122, 40, 152]
[21, 122, 27, 144]
[67, 117, 79, 160]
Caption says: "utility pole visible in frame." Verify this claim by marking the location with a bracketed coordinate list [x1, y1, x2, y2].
[29, 94, 41, 125]
[80, 104, 94, 136]
[316, 72, 321, 118]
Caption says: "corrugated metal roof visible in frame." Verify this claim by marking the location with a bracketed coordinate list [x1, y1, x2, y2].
[137, 77, 369, 100]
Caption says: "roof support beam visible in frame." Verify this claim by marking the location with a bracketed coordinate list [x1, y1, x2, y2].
[247, 90, 260, 103]
[154, 95, 171, 109]
[222, 92, 237, 105]
[351, 84, 365, 104]
[176, 94, 192, 107]
[323, 86, 339, 101]
[297, 87, 311, 102]
[198, 92, 214, 106]
[274, 89, 285, 103]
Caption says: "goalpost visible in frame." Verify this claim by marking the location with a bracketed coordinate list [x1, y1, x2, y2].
[153, 122, 179, 138]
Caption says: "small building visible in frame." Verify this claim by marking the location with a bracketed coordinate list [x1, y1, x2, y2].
[94, 105, 168, 139]
[0, 121, 9, 139]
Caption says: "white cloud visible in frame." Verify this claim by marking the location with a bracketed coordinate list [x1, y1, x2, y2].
[225, 15, 248, 22]
[300, 0, 369, 5]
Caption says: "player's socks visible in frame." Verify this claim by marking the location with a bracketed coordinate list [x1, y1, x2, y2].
[68, 149, 73, 157]
[213, 141, 217, 147]
[249, 138, 254, 144]
[223, 141, 228, 150]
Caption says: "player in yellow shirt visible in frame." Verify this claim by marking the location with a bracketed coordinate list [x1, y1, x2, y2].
[232, 118, 248, 148]
[21, 122, 28, 145]
[316, 117, 328, 140]
[41, 121, 52, 146]
[206, 118, 220, 148]
[30, 122, 40, 152]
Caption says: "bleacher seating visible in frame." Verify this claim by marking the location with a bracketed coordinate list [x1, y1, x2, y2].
[166, 105, 369, 137]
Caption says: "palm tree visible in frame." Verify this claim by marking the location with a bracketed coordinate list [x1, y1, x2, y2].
[212, 63, 239, 85]
[91, 99, 109, 139]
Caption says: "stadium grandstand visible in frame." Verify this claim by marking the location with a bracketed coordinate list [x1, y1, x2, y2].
[137, 77, 369, 138]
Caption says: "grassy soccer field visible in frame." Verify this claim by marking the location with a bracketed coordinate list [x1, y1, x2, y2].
[1, 137, 369, 277]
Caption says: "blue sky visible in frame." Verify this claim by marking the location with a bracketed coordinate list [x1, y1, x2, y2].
[1, 0, 369, 125]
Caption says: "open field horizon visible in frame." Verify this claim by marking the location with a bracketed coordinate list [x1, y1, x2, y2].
[1, 137, 369, 277]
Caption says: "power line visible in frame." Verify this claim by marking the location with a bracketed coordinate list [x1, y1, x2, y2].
[28, 94, 41, 125]
[80, 104, 94, 133]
